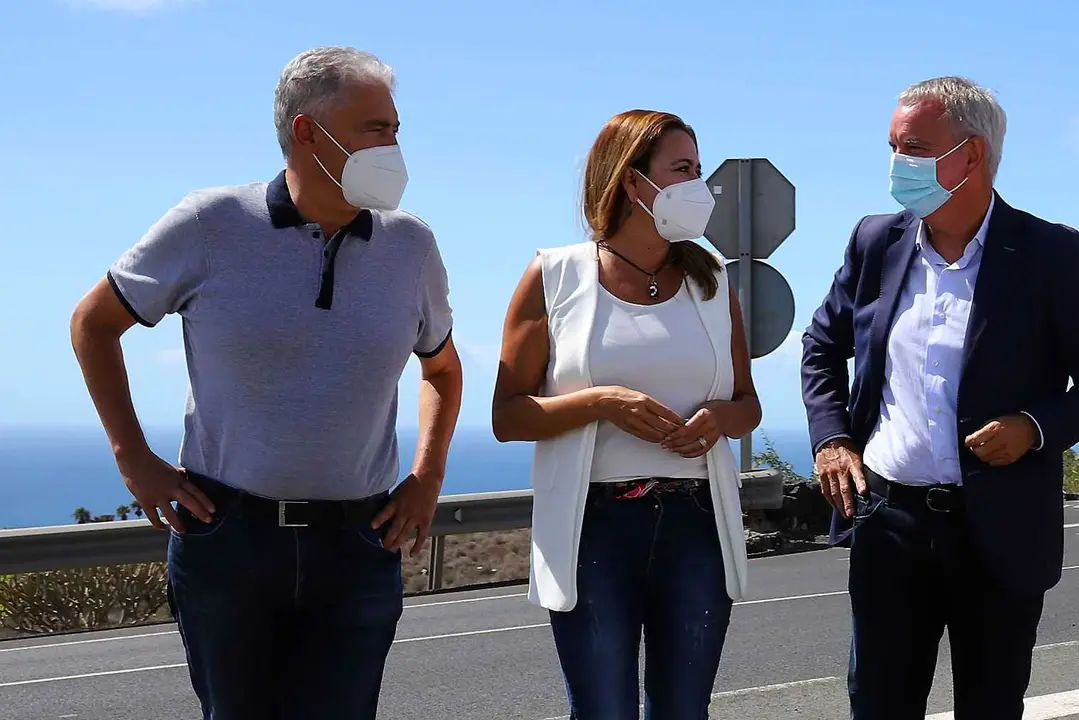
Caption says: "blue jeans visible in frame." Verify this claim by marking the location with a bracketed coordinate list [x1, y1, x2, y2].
[167, 475, 404, 720]
[847, 473, 1044, 720]
[548, 482, 733, 720]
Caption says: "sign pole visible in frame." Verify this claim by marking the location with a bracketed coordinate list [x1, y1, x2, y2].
[737, 160, 753, 473]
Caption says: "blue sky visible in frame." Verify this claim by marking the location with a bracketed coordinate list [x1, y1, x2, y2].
[1, 0, 1076, 434]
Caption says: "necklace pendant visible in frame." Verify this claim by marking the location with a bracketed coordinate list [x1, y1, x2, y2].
[648, 279, 659, 299]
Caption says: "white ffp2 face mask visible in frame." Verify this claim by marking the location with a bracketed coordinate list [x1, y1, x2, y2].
[310, 119, 409, 210]
[635, 170, 715, 242]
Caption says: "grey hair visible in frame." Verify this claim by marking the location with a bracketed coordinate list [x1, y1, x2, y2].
[273, 46, 395, 159]
[899, 76, 1007, 181]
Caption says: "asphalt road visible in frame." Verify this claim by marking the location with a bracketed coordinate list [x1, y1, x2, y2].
[2, 501, 1078, 720]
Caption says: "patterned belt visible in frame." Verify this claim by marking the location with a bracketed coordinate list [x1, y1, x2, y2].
[593, 478, 705, 500]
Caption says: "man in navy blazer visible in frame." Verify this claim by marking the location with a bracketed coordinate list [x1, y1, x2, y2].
[801, 76, 1079, 719]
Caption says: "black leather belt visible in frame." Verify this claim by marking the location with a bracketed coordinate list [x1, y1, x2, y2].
[590, 478, 705, 500]
[185, 471, 390, 528]
[865, 468, 963, 513]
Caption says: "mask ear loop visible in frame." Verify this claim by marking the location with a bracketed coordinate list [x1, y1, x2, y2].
[938, 136, 973, 193]
[633, 168, 663, 217]
[305, 117, 351, 190]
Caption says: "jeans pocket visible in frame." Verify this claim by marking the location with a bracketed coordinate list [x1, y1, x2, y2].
[356, 522, 401, 556]
[689, 488, 716, 516]
[852, 491, 884, 527]
[169, 497, 236, 540]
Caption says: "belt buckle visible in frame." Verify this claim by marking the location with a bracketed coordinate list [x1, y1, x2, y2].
[278, 500, 309, 527]
[924, 487, 953, 513]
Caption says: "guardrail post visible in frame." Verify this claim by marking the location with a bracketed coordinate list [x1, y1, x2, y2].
[427, 535, 446, 591]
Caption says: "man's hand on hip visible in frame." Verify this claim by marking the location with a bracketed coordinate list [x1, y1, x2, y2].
[815, 438, 867, 519]
[965, 415, 1039, 467]
[372, 473, 442, 557]
[116, 451, 216, 533]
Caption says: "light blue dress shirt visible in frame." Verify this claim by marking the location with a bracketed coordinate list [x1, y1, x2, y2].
[862, 196, 1036, 486]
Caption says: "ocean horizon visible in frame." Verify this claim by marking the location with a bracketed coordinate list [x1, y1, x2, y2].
[0, 425, 814, 530]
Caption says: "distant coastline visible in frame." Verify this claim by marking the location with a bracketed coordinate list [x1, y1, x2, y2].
[0, 425, 814, 529]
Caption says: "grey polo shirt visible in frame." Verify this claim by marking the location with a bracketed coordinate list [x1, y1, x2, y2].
[107, 171, 453, 500]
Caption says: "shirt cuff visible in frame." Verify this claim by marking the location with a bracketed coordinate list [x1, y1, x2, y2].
[1019, 411, 1045, 451]
[814, 433, 852, 456]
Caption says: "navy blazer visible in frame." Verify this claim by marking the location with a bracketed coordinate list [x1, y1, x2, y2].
[801, 193, 1079, 594]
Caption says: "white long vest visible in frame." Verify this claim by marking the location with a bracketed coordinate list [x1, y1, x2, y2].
[527, 241, 750, 612]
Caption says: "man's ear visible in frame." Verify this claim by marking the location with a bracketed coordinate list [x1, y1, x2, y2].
[292, 114, 319, 150]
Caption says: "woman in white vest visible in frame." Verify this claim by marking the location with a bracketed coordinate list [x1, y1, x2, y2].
[492, 109, 761, 719]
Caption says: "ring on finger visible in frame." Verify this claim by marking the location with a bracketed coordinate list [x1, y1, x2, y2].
[697, 437, 707, 449]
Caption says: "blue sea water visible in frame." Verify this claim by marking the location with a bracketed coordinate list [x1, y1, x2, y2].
[0, 426, 813, 529]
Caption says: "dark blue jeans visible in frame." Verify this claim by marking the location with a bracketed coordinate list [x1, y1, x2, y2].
[848, 477, 1044, 720]
[167, 477, 404, 720]
[548, 483, 733, 720]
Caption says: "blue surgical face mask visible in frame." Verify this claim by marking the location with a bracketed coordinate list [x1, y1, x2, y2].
[888, 137, 971, 218]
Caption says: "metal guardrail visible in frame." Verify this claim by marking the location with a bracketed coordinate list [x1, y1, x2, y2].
[0, 471, 784, 590]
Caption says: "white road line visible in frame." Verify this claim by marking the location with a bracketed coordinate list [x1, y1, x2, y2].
[926, 689, 1079, 719]
[0, 592, 531, 655]
[0, 663, 187, 688]
[407, 592, 525, 609]
[0, 588, 848, 655]
[0, 630, 177, 654]
[396, 622, 550, 644]
[735, 590, 846, 607]
[1064, 523, 1079, 529]
[711, 675, 840, 698]
[0, 624, 554, 688]
[4, 633, 1078, 692]
[537, 676, 841, 719]
[2, 557, 1076, 656]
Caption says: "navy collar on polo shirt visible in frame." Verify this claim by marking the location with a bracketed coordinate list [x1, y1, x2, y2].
[266, 170, 371, 310]
[265, 170, 372, 240]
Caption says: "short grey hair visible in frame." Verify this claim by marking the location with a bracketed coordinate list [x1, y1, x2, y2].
[899, 76, 1007, 181]
[273, 46, 396, 159]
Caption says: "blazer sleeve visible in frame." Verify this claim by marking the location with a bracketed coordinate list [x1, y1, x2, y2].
[1022, 223, 1079, 455]
[801, 217, 867, 454]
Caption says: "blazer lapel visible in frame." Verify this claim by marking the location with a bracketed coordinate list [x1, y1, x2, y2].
[868, 219, 919, 377]
[960, 194, 1016, 376]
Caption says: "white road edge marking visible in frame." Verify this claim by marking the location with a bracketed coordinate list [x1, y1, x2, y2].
[0, 624, 555, 688]
[407, 592, 525, 609]
[2, 636, 1076, 691]
[0, 663, 188, 688]
[536, 676, 841, 720]
[394, 622, 550, 644]
[0, 630, 177, 654]
[1064, 523, 1079, 529]
[0, 589, 849, 655]
[0, 593, 533, 654]
[2, 559, 1076, 656]
[926, 688, 1079, 719]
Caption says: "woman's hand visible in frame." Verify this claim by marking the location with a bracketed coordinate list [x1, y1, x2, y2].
[598, 386, 685, 443]
[661, 402, 725, 458]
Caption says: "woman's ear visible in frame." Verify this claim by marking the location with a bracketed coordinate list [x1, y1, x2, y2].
[621, 167, 640, 205]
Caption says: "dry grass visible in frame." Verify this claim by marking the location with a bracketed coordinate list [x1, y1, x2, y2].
[402, 529, 531, 594]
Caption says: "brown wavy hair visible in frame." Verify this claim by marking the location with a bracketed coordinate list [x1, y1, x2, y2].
[582, 109, 722, 300]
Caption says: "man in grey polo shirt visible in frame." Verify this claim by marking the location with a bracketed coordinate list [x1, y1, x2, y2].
[70, 46, 462, 719]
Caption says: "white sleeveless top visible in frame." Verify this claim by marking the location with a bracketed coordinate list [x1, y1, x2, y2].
[527, 242, 749, 612]
[589, 282, 714, 483]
